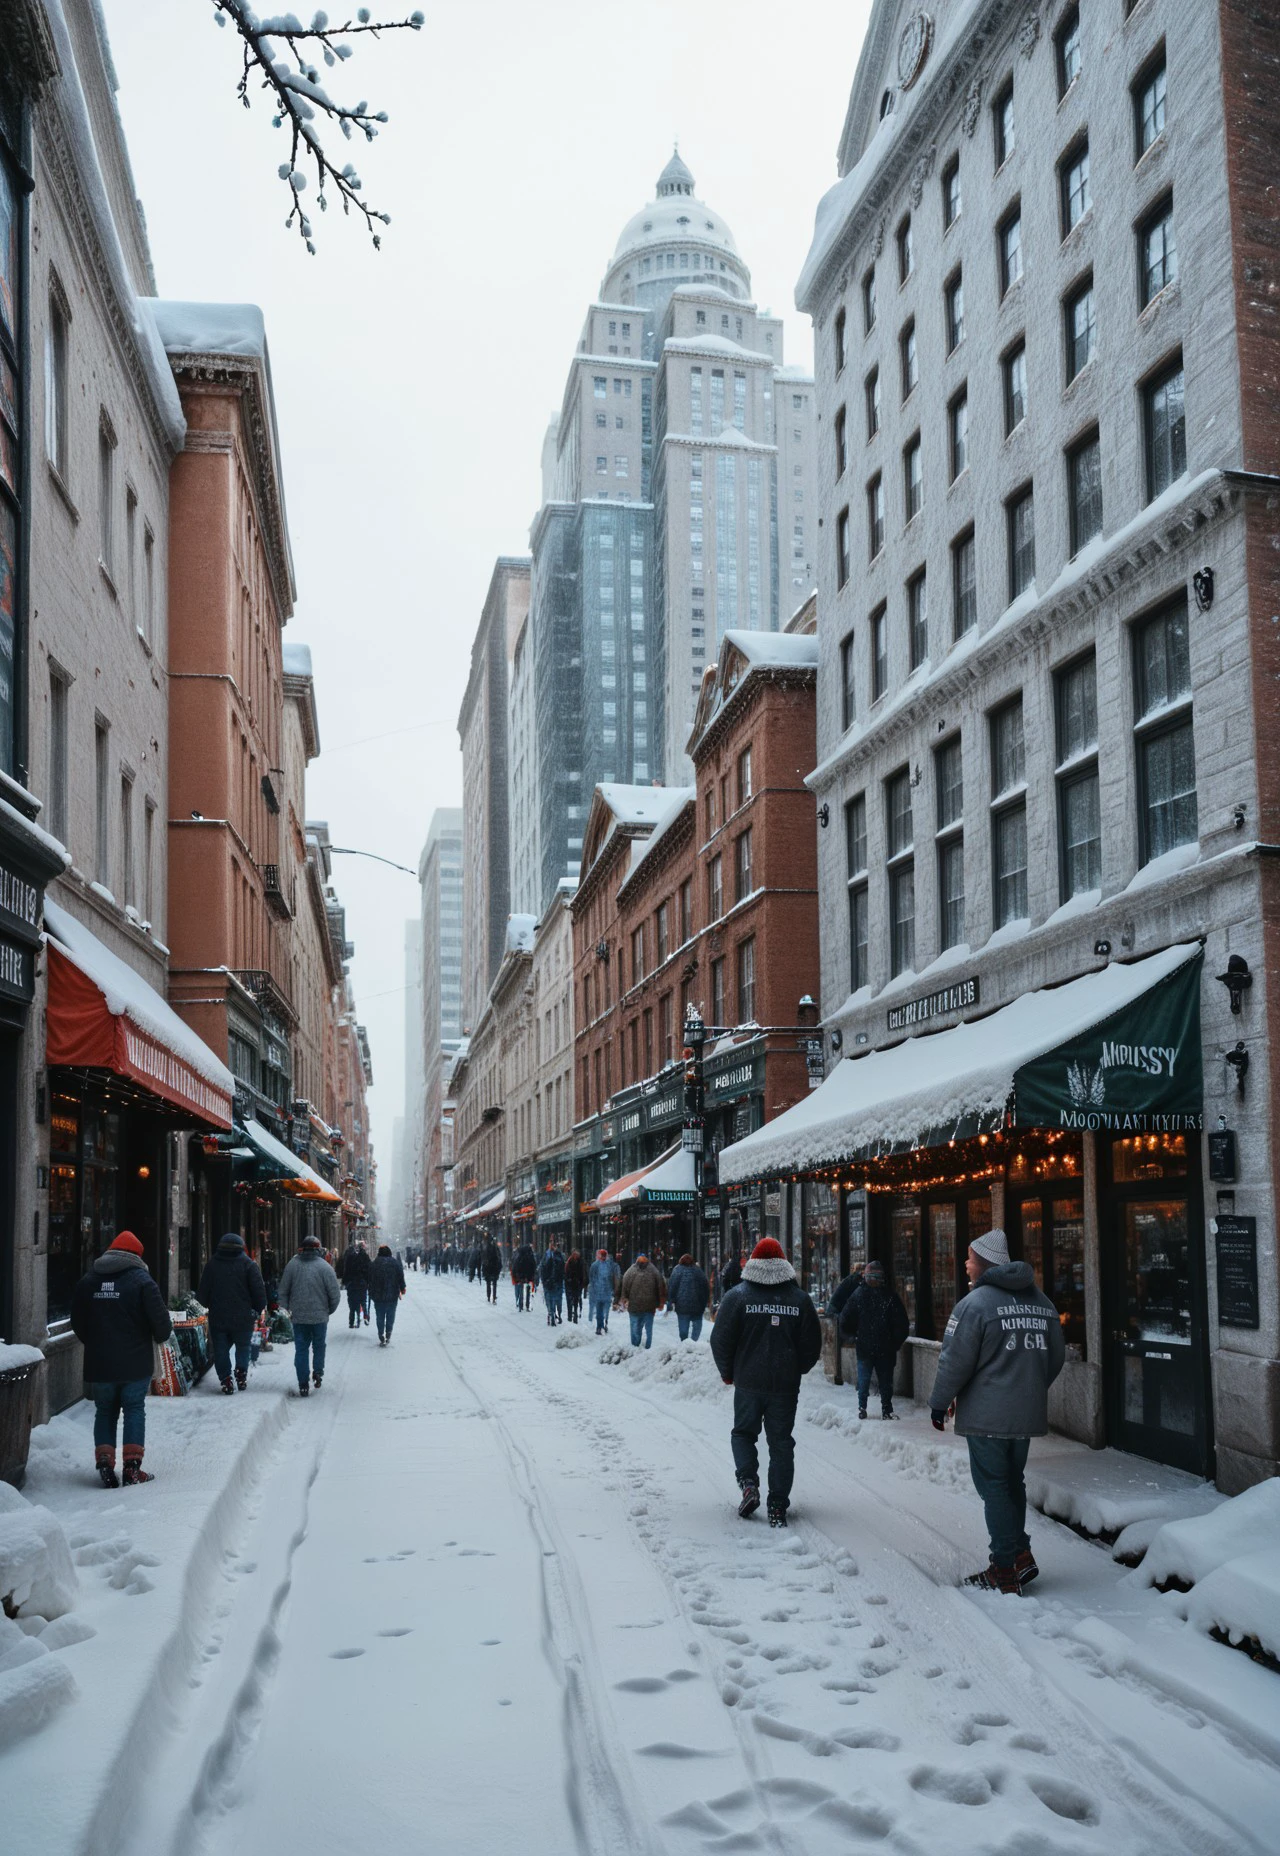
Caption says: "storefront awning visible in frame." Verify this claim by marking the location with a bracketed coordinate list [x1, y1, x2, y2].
[593, 1144, 681, 1211]
[463, 1188, 506, 1222]
[240, 1117, 343, 1202]
[44, 900, 233, 1129]
[720, 944, 1204, 1185]
[638, 1145, 697, 1202]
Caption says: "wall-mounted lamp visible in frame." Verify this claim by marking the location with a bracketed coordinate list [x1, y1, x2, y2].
[830, 1028, 843, 1053]
[1232, 804, 1247, 830]
[595, 940, 608, 962]
[1193, 566, 1215, 612]
[1094, 939, 1111, 958]
[817, 803, 830, 829]
[1217, 954, 1252, 1014]
[1225, 1040, 1250, 1095]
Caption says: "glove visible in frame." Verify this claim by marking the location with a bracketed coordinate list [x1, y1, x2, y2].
[930, 1410, 947, 1432]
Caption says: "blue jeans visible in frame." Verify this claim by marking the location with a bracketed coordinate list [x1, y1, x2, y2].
[543, 1285, 563, 1319]
[965, 1434, 1032, 1569]
[88, 1379, 150, 1450]
[629, 1311, 654, 1349]
[211, 1327, 253, 1383]
[293, 1321, 328, 1387]
[590, 1295, 611, 1331]
[374, 1297, 398, 1340]
[855, 1351, 897, 1414]
[676, 1313, 703, 1342]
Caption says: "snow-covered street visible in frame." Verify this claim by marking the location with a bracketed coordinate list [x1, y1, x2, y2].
[6, 1274, 1280, 1855]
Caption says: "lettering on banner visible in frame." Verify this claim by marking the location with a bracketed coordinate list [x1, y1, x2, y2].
[887, 975, 979, 1032]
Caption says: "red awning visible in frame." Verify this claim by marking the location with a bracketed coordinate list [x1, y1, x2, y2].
[46, 942, 233, 1129]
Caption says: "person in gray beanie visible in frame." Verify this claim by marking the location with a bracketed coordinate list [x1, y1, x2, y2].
[929, 1228, 1065, 1595]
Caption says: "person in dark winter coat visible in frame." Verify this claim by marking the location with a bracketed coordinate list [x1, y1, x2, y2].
[826, 1267, 865, 1327]
[481, 1239, 502, 1304]
[838, 1262, 909, 1419]
[719, 1254, 744, 1297]
[370, 1244, 407, 1344]
[340, 1240, 373, 1328]
[665, 1254, 711, 1342]
[620, 1255, 666, 1349]
[278, 1236, 341, 1393]
[70, 1230, 172, 1487]
[587, 1249, 620, 1332]
[511, 1240, 538, 1311]
[710, 1237, 822, 1526]
[198, 1232, 267, 1393]
[539, 1244, 566, 1325]
[930, 1229, 1066, 1595]
[563, 1250, 585, 1324]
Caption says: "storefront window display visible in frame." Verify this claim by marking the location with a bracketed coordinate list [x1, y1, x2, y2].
[803, 1182, 840, 1310]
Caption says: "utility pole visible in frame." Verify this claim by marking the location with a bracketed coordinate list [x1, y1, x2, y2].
[682, 1008, 707, 1270]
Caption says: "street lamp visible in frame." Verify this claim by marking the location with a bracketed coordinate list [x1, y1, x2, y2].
[682, 1008, 707, 1270]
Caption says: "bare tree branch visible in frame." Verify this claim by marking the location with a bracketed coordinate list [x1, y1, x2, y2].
[212, 3, 424, 254]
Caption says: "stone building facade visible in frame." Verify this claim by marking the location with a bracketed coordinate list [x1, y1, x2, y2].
[417, 805, 463, 1241]
[739, 0, 1280, 1489]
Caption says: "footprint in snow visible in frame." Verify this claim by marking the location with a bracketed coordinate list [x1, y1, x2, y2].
[908, 1764, 997, 1806]
[377, 1628, 413, 1639]
[636, 1742, 729, 1760]
[1025, 1774, 1099, 1824]
[330, 1648, 365, 1660]
[951, 1711, 1011, 1746]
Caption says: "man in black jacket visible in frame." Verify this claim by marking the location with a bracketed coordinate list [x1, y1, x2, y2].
[341, 1239, 373, 1327]
[70, 1230, 172, 1488]
[710, 1238, 822, 1527]
[198, 1233, 267, 1393]
[839, 1262, 910, 1420]
[370, 1243, 407, 1344]
[481, 1238, 502, 1304]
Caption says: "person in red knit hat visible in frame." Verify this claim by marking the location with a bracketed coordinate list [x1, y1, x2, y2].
[70, 1231, 172, 1487]
[709, 1237, 822, 1526]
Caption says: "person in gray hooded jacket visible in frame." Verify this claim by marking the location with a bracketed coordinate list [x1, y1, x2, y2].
[930, 1228, 1065, 1594]
[278, 1236, 341, 1395]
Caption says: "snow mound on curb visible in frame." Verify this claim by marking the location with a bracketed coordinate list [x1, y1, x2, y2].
[598, 1344, 635, 1366]
[0, 1486, 77, 1619]
[0, 1487, 81, 1749]
[554, 1328, 589, 1350]
[625, 1343, 722, 1401]
[1133, 1480, 1280, 1655]
[0, 1651, 77, 1751]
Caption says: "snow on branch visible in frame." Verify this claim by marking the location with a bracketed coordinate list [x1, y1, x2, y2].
[212, 3, 424, 253]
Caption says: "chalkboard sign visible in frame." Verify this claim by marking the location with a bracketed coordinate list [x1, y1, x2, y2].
[1215, 1215, 1259, 1329]
[1208, 1130, 1237, 1183]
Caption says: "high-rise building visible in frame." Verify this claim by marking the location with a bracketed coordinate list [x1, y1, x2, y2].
[418, 807, 463, 1240]
[527, 153, 818, 914]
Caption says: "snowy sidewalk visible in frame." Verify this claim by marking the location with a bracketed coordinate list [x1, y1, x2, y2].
[5, 1276, 1278, 1855]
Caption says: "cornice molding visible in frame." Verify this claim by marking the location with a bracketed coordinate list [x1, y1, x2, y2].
[2, 1, 61, 96]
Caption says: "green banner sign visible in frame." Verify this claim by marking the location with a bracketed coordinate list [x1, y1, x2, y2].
[1013, 951, 1203, 1133]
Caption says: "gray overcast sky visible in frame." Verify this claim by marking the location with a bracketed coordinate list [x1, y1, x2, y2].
[101, 0, 872, 1196]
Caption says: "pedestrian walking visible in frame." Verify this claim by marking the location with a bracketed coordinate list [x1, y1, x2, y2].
[539, 1242, 566, 1325]
[588, 1249, 620, 1333]
[197, 1232, 267, 1393]
[620, 1253, 666, 1350]
[563, 1249, 585, 1324]
[278, 1235, 341, 1394]
[709, 1237, 822, 1527]
[340, 1238, 373, 1328]
[665, 1253, 711, 1342]
[70, 1230, 172, 1487]
[370, 1243, 407, 1345]
[929, 1229, 1065, 1594]
[481, 1237, 502, 1304]
[719, 1252, 743, 1296]
[837, 1262, 909, 1419]
[511, 1238, 538, 1311]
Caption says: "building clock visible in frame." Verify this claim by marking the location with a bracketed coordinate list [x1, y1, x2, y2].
[898, 11, 934, 90]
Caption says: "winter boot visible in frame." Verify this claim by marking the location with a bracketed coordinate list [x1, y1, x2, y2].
[881, 1407, 899, 1420]
[737, 1480, 761, 1520]
[95, 1446, 118, 1489]
[297, 1382, 310, 1397]
[1013, 1549, 1039, 1589]
[964, 1562, 1021, 1595]
[122, 1450, 154, 1486]
[767, 1499, 788, 1528]
[221, 1376, 235, 1394]
[312, 1372, 323, 1389]
[235, 1368, 248, 1391]
[857, 1405, 868, 1420]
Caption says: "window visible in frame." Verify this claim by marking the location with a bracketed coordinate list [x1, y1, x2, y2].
[840, 631, 857, 730]
[835, 405, 847, 477]
[994, 81, 1015, 168]
[1068, 428, 1103, 554]
[949, 391, 968, 481]
[711, 956, 726, 1028]
[992, 695, 1026, 799]
[705, 784, 717, 834]
[936, 735, 963, 832]
[942, 155, 961, 229]
[1134, 53, 1166, 159]
[867, 476, 885, 559]
[846, 792, 869, 991]
[1139, 198, 1177, 306]
[656, 900, 669, 964]
[735, 827, 753, 902]
[999, 209, 1023, 297]
[886, 767, 915, 977]
[993, 803, 1028, 926]
[887, 766, 913, 858]
[45, 283, 69, 478]
[1007, 486, 1036, 599]
[897, 216, 914, 285]
[660, 991, 674, 1063]
[900, 320, 918, 398]
[871, 604, 888, 701]
[737, 938, 756, 1023]
[1056, 654, 1100, 898]
[1064, 276, 1095, 382]
[1134, 597, 1196, 861]
[594, 376, 607, 398]
[708, 853, 723, 921]
[632, 924, 645, 986]
[1003, 341, 1027, 434]
[143, 798, 156, 925]
[835, 307, 847, 374]
[615, 455, 628, 477]
[679, 877, 693, 945]
[120, 773, 134, 911]
[908, 568, 928, 670]
[596, 455, 607, 474]
[48, 666, 68, 844]
[1056, 7, 1081, 97]
[836, 506, 851, 588]
[865, 368, 880, 440]
[945, 271, 964, 352]
[1060, 141, 1091, 236]
[1144, 357, 1186, 501]
[952, 529, 977, 638]
[936, 737, 965, 950]
[125, 488, 137, 624]
[904, 436, 922, 522]
[98, 416, 116, 578]
[94, 718, 110, 885]
[846, 792, 867, 878]
[737, 744, 753, 804]
[863, 267, 877, 334]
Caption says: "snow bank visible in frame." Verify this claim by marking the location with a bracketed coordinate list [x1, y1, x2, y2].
[1027, 1450, 1222, 1543]
[0, 1485, 77, 1621]
[1133, 1481, 1280, 1658]
[0, 1342, 44, 1372]
[554, 1328, 589, 1350]
[0, 1649, 77, 1752]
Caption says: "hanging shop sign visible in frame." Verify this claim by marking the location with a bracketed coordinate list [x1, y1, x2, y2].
[705, 1042, 765, 1106]
[643, 1084, 683, 1132]
[887, 974, 979, 1032]
[1014, 953, 1203, 1134]
[1215, 1215, 1259, 1329]
[0, 929, 32, 1004]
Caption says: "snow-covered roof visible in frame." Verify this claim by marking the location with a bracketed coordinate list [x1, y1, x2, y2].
[149, 301, 266, 358]
[242, 1118, 341, 1202]
[774, 364, 815, 383]
[620, 787, 695, 892]
[282, 642, 313, 680]
[44, 899, 233, 1094]
[722, 630, 819, 670]
[596, 783, 674, 830]
[609, 152, 742, 268]
[665, 332, 761, 360]
[506, 914, 537, 954]
[719, 943, 1202, 1183]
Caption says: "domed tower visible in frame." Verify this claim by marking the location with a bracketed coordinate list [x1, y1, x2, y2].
[600, 149, 752, 314]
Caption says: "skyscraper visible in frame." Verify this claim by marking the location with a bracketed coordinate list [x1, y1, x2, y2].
[418, 807, 463, 1241]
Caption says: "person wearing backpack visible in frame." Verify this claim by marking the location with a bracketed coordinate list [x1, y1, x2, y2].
[370, 1243, 407, 1345]
[838, 1261, 909, 1419]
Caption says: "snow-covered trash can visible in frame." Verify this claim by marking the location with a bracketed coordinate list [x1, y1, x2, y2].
[0, 1345, 46, 1490]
